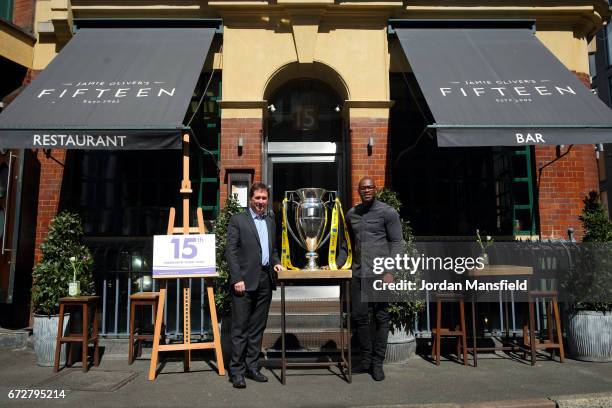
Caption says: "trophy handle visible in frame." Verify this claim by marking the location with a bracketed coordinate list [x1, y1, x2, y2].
[326, 191, 338, 203]
[285, 197, 307, 250]
[317, 229, 332, 250]
[316, 193, 335, 250]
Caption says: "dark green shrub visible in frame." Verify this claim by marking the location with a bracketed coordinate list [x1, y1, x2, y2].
[580, 191, 612, 243]
[571, 192, 612, 312]
[31, 211, 94, 315]
[213, 196, 242, 316]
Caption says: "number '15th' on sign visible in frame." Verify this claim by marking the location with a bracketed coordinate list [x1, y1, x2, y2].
[152, 234, 216, 279]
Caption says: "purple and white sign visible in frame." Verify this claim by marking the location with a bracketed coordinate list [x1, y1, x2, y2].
[153, 234, 216, 279]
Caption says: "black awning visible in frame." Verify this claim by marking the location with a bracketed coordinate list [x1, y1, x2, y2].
[0, 27, 215, 150]
[394, 25, 612, 147]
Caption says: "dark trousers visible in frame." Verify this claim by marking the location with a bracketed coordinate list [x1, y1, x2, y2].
[230, 270, 272, 376]
[351, 276, 389, 367]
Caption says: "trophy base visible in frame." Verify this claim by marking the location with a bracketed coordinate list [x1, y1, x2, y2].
[304, 252, 319, 270]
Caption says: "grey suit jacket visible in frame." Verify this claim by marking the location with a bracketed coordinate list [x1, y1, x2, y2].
[225, 210, 280, 291]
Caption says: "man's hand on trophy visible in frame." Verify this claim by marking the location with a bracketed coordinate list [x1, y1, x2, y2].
[273, 264, 284, 272]
[234, 281, 246, 295]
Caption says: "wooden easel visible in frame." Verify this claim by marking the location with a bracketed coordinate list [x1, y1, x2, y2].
[148, 133, 225, 380]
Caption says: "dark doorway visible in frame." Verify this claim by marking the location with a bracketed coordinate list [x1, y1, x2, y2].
[266, 77, 346, 267]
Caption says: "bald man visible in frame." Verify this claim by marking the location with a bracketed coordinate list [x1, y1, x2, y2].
[338, 177, 403, 381]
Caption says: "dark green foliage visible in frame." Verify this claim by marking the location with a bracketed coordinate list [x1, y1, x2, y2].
[580, 191, 612, 243]
[213, 196, 242, 316]
[31, 211, 94, 315]
[377, 188, 414, 247]
[376, 188, 424, 332]
[570, 192, 612, 312]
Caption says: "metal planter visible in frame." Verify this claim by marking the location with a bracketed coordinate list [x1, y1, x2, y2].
[384, 325, 416, 364]
[33, 314, 70, 367]
[568, 310, 612, 362]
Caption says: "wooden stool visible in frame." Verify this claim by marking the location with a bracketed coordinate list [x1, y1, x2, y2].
[431, 293, 468, 366]
[54, 296, 100, 372]
[523, 290, 565, 364]
[129, 292, 160, 364]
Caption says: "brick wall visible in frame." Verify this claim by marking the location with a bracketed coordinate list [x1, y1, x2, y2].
[572, 71, 590, 88]
[22, 69, 40, 85]
[534, 71, 598, 240]
[12, 0, 35, 32]
[219, 118, 263, 206]
[349, 117, 390, 205]
[33, 149, 67, 263]
[18, 70, 66, 265]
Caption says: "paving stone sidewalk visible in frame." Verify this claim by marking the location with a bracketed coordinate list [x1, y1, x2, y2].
[0, 346, 611, 408]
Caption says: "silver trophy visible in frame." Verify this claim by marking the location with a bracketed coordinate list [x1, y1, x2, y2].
[285, 188, 336, 270]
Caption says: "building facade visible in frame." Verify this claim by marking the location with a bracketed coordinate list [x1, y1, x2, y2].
[589, 0, 612, 213]
[0, 0, 38, 328]
[0, 1, 610, 332]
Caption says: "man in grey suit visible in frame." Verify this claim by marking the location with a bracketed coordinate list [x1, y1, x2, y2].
[225, 182, 283, 389]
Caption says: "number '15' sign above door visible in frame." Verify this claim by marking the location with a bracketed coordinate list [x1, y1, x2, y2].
[294, 105, 319, 131]
[152, 234, 216, 279]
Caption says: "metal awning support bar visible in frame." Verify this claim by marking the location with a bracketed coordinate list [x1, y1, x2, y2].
[388, 19, 536, 33]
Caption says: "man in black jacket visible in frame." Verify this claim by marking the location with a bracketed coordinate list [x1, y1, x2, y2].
[225, 182, 283, 389]
[338, 176, 403, 381]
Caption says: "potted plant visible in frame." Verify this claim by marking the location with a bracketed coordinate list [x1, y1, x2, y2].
[475, 229, 494, 265]
[68, 256, 82, 296]
[563, 192, 612, 362]
[31, 211, 94, 366]
[376, 189, 425, 363]
[213, 196, 242, 364]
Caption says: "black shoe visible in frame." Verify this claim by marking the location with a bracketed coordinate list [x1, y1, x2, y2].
[245, 369, 268, 382]
[371, 365, 385, 381]
[230, 375, 246, 388]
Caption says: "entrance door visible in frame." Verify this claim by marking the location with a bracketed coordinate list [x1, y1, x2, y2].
[265, 78, 345, 299]
[0, 149, 18, 304]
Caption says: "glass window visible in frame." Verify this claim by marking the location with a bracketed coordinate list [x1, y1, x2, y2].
[268, 79, 342, 143]
[389, 73, 538, 236]
[0, 1, 12, 22]
[0, 163, 7, 198]
[61, 71, 222, 235]
[64, 150, 182, 236]
[589, 52, 597, 79]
